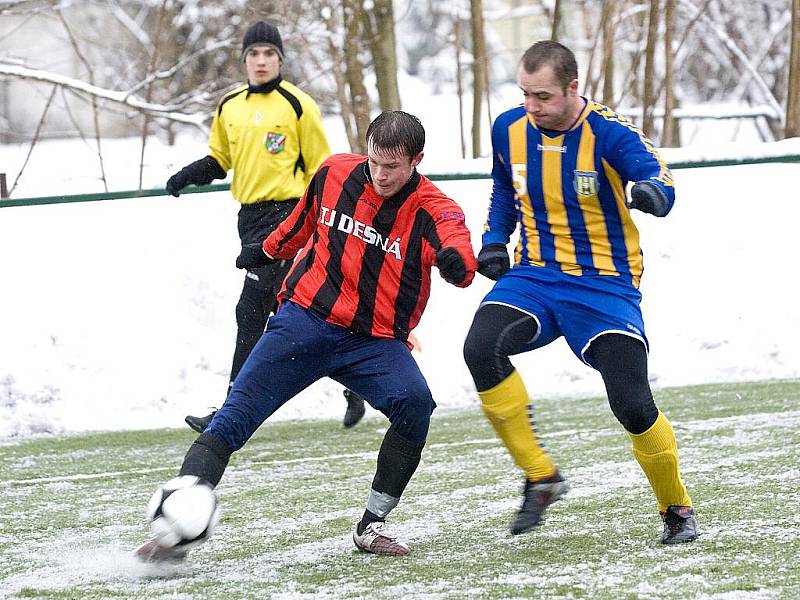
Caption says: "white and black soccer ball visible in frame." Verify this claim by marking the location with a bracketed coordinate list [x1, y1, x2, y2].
[146, 475, 220, 549]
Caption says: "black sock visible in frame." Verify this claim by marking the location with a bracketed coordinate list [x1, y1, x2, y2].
[179, 431, 231, 487]
[357, 509, 384, 535]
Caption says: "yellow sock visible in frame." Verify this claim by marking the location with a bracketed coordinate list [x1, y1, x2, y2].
[479, 370, 556, 481]
[629, 411, 692, 512]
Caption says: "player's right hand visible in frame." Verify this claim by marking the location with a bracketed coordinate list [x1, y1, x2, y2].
[477, 244, 510, 280]
[165, 156, 227, 198]
[166, 170, 188, 197]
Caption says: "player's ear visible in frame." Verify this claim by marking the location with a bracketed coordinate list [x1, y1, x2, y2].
[411, 151, 424, 169]
[567, 78, 579, 96]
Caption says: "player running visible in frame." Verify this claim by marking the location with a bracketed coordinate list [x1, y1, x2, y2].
[463, 40, 697, 544]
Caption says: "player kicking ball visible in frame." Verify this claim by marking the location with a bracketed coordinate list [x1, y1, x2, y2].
[136, 110, 477, 561]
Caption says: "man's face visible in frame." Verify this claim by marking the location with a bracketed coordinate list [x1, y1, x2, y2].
[245, 46, 281, 85]
[517, 63, 580, 131]
[367, 144, 423, 199]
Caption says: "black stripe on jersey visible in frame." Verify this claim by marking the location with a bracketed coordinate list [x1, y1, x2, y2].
[275, 85, 304, 120]
[281, 167, 329, 299]
[393, 209, 440, 340]
[275, 85, 307, 176]
[310, 163, 367, 319]
[217, 87, 247, 117]
[350, 196, 403, 335]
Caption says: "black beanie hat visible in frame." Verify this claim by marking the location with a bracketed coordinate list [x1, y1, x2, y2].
[241, 21, 284, 62]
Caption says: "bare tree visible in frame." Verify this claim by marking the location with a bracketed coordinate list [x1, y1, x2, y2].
[661, 0, 678, 146]
[313, 1, 358, 151]
[641, 0, 660, 137]
[454, 12, 467, 160]
[138, 0, 169, 190]
[9, 85, 56, 196]
[57, 8, 108, 191]
[787, 0, 800, 138]
[601, 0, 616, 106]
[551, 0, 562, 41]
[342, 0, 371, 153]
[363, 0, 401, 111]
[470, 0, 487, 158]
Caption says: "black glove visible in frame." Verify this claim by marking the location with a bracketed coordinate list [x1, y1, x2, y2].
[477, 244, 510, 280]
[235, 243, 276, 270]
[629, 181, 669, 217]
[166, 156, 227, 197]
[436, 247, 468, 285]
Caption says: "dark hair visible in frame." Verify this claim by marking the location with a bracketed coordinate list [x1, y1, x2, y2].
[520, 40, 578, 90]
[366, 111, 425, 158]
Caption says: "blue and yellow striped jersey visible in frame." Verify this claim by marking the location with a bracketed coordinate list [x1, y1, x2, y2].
[484, 99, 674, 288]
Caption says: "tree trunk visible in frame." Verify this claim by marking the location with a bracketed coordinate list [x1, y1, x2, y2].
[787, 0, 800, 138]
[363, 0, 401, 111]
[343, 0, 371, 154]
[58, 9, 108, 191]
[601, 0, 615, 106]
[550, 0, 562, 41]
[316, 2, 358, 152]
[661, 0, 678, 146]
[454, 15, 467, 159]
[470, 0, 487, 158]
[641, 0, 660, 137]
[138, 0, 169, 190]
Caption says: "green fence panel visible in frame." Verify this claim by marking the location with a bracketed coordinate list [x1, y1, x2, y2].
[2, 154, 798, 208]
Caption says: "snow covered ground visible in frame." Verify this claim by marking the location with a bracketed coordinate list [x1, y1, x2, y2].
[1, 77, 798, 439]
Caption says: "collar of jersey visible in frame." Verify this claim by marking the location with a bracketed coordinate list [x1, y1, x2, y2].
[247, 75, 283, 97]
[537, 97, 590, 135]
[362, 161, 421, 206]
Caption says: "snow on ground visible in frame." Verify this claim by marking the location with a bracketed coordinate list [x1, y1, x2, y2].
[1, 76, 798, 439]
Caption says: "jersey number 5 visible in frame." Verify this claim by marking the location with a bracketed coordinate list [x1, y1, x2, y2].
[512, 163, 527, 198]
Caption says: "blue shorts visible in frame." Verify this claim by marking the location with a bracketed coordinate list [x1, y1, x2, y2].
[208, 301, 435, 451]
[481, 266, 648, 366]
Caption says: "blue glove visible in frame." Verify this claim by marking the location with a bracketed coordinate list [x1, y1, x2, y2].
[629, 181, 669, 217]
[477, 244, 510, 280]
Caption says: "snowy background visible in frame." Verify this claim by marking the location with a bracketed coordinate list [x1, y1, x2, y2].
[1, 77, 799, 440]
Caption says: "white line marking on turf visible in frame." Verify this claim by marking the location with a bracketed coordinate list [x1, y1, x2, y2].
[5, 408, 797, 487]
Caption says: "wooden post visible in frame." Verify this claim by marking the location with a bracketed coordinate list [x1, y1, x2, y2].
[0, 173, 8, 199]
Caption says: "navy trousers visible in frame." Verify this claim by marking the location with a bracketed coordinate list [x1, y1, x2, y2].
[208, 301, 436, 451]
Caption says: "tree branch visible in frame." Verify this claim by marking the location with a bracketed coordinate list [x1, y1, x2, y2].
[0, 62, 208, 127]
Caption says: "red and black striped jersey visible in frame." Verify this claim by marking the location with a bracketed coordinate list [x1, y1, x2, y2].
[263, 153, 477, 342]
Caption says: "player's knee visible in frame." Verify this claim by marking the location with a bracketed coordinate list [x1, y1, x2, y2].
[462, 325, 485, 373]
[404, 384, 435, 417]
[591, 334, 658, 434]
[465, 304, 536, 391]
[609, 395, 658, 434]
[390, 387, 435, 443]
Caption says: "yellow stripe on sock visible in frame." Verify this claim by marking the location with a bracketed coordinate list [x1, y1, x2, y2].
[629, 412, 692, 512]
[478, 370, 557, 481]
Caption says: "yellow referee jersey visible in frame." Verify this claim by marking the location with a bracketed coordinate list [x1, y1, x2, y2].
[209, 79, 330, 204]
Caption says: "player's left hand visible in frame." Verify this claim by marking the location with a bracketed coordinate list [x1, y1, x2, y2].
[235, 243, 276, 270]
[477, 244, 510, 280]
[629, 181, 669, 217]
[435, 247, 468, 285]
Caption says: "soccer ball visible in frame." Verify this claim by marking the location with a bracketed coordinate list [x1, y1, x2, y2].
[146, 475, 220, 549]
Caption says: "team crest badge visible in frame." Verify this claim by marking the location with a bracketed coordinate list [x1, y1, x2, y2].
[573, 170, 598, 196]
[264, 132, 286, 154]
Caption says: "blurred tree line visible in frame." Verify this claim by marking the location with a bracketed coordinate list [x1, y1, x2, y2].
[0, 0, 798, 175]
